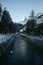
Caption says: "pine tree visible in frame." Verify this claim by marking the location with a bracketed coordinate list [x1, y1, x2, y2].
[0, 4, 2, 21]
[1, 8, 12, 23]
[1, 8, 12, 33]
[1, 8, 16, 33]
[26, 10, 36, 35]
[30, 10, 35, 19]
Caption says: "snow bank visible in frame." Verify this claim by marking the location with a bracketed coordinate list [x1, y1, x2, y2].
[0, 34, 13, 44]
[21, 33, 43, 41]
[27, 35, 43, 41]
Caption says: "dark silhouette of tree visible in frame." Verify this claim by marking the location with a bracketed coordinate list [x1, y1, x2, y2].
[26, 19, 36, 34]
[1, 8, 12, 23]
[30, 10, 35, 19]
[0, 7, 16, 33]
[26, 10, 36, 35]
[0, 4, 2, 21]
[1, 8, 12, 33]
[38, 23, 43, 35]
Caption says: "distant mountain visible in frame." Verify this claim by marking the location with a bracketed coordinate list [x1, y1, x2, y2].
[20, 17, 28, 25]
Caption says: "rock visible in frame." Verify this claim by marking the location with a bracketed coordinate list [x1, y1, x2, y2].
[9, 51, 13, 54]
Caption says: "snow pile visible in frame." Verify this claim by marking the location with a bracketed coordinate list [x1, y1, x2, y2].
[20, 26, 26, 32]
[21, 33, 43, 41]
[24, 34, 43, 41]
[28, 35, 43, 41]
[0, 34, 13, 44]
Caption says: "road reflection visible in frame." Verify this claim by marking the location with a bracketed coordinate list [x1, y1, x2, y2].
[0, 35, 43, 65]
[14, 37, 27, 58]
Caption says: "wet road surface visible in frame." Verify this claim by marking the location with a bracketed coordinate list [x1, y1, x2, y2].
[0, 34, 43, 65]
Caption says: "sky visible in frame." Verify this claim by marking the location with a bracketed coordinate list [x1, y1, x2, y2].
[0, 0, 43, 23]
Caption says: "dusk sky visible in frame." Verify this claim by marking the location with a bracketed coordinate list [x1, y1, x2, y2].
[0, 0, 43, 23]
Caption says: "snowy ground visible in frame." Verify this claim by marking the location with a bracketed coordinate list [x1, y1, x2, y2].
[21, 33, 43, 47]
[0, 34, 13, 44]
[27, 35, 43, 41]
[21, 33, 43, 41]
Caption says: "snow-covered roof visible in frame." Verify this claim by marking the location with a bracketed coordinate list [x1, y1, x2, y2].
[36, 12, 43, 18]
[36, 12, 43, 24]
[36, 19, 43, 24]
